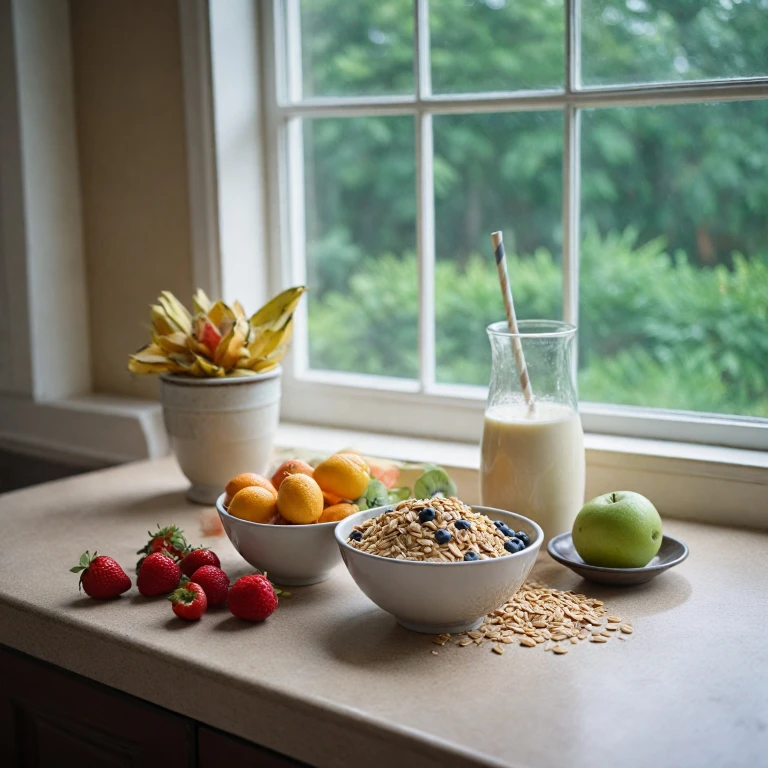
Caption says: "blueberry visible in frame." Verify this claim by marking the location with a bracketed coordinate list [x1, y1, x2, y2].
[455, 519, 471, 530]
[498, 524, 516, 538]
[348, 531, 362, 542]
[434, 529, 452, 545]
[514, 531, 530, 547]
[504, 538, 525, 554]
[464, 550, 480, 561]
[418, 507, 436, 523]
[493, 520, 505, 529]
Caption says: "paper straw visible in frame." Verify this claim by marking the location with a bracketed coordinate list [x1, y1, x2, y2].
[491, 231, 536, 412]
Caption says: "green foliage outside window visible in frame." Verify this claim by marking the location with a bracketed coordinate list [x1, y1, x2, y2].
[299, 0, 768, 418]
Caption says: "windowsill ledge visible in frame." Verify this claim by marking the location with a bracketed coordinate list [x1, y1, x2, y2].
[275, 422, 768, 530]
[1, 393, 764, 530]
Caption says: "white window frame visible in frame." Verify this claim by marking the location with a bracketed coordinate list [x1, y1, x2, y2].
[258, 0, 768, 450]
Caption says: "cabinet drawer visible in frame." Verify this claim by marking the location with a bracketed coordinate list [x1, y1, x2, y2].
[0, 644, 194, 768]
[198, 725, 309, 767]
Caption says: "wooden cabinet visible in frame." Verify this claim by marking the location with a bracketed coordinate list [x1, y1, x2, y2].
[0, 645, 305, 768]
[197, 726, 305, 768]
[0, 645, 194, 768]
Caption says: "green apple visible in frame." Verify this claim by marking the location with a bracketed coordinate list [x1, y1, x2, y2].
[572, 491, 662, 568]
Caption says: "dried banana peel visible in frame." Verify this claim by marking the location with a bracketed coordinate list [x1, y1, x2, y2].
[129, 286, 305, 378]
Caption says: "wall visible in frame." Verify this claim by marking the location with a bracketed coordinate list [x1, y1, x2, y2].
[69, 0, 194, 399]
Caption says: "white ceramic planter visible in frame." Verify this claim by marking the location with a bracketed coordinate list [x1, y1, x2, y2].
[160, 369, 281, 504]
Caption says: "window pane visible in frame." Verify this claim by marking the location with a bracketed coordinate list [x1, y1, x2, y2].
[430, 0, 565, 94]
[581, 0, 768, 86]
[433, 111, 564, 386]
[297, 0, 414, 98]
[304, 117, 417, 378]
[580, 100, 768, 417]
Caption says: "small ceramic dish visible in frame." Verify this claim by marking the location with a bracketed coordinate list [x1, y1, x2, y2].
[215, 493, 341, 586]
[335, 505, 543, 634]
[547, 532, 689, 586]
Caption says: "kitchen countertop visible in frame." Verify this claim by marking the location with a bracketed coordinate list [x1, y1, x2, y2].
[1, 457, 766, 768]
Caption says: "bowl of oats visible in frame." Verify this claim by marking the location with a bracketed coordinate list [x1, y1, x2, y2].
[335, 497, 543, 634]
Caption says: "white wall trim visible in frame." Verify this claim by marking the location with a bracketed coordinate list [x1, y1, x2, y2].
[0, 0, 36, 396]
[0, 393, 168, 467]
[179, 0, 272, 314]
[0, 0, 90, 402]
[179, 0, 222, 300]
[210, 0, 270, 312]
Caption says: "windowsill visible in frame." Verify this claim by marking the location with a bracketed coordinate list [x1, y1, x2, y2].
[277, 421, 768, 471]
[1, 393, 765, 529]
[275, 422, 768, 530]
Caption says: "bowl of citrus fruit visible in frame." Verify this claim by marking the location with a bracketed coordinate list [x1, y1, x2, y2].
[217, 452, 378, 585]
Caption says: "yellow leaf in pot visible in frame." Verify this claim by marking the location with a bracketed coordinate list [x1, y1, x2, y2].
[189, 354, 225, 377]
[249, 286, 306, 331]
[128, 344, 180, 374]
[192, 288, 211, 315]
[214, 316, 249, 370]
[153, 331, 189, 354]
[158, 291, 192, 335]
[151, 305, 181, 336]
[246, 318, 293, 361]
[207, 300, 236, 336]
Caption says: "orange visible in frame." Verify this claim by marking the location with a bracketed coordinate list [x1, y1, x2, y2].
[322, 489, 344, 507]
[227, 486, 278, 524]
[270, 459, 315, 490]
[313, 453, 370, 500]
[224, 473, 277, 507]
[318, 503, 359, 523]
[276, 473, 324, 524]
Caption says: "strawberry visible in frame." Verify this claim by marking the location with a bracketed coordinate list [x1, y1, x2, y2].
[228, 574, 278, 621]
[70, 551, 131, 599]
[168, 582, 207, 621]
[180, 547, 220, 577]
[137, 553, 181, 597]
[190, 565, 229, 606]
[136, 524, 190, 571]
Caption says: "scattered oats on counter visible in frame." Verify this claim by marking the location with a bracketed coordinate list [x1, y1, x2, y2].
[347, 497, 512, 562]
[431, 582, 633, 654]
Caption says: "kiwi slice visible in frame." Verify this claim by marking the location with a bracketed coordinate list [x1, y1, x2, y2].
[355, 478, 390, 511]
[413, 467, 457, 499]
[387, 487, 411, 504]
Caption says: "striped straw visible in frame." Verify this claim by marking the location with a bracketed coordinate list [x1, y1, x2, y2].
[491, 231, 536, 412]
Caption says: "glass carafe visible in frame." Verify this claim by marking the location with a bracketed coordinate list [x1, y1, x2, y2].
[480, 320, 585, 542]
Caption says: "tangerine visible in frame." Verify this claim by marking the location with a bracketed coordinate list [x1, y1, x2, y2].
[318, 503, 359, 523]
[313, 453, 369, 500]
[270, 459, 315, 490]
[224, 473, 277, 507]
[227, 486, 278, 524]
[276, 473, 324, 524]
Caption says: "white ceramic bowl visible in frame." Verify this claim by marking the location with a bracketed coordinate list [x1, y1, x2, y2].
[216, 493, 342, 586]
[335, 505, 543, 634]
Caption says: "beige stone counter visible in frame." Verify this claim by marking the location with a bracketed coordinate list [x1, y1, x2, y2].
[1, 457, 766, 767]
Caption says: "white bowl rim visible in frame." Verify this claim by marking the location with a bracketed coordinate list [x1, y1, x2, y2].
[215, 492, 339, 528]
[335, 503, 543, 566]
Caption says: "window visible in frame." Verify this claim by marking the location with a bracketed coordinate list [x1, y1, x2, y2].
[262, 0, 768, 449]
